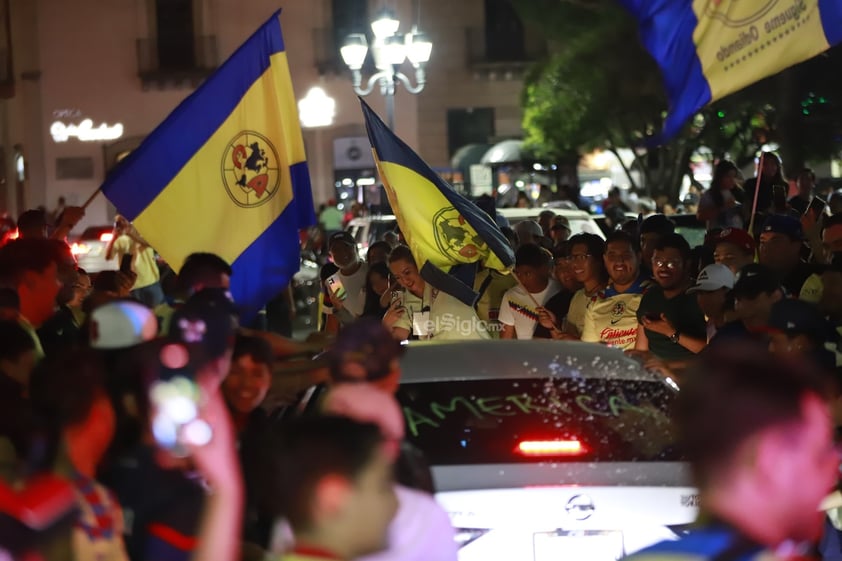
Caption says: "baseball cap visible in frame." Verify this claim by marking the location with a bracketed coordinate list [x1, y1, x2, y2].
[328, 231, 356, 248]
[766, 299, 833, 343]
[732, 264, 781, 299]
[327, 317, 404, 382]
[640, 214, 675, 235]
[89, 300, 158, 349]
[761, 214, 804, 240]
[515, 220, 543, 238]
[168, 288, 239, 358]
[551, 216, 571, 231]
[687, 264, 736, 294]
[710, 228, 755, 254]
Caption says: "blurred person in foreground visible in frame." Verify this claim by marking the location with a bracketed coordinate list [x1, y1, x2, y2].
[264, 416, 398, 561]
[320, 384, 458, 561]
[623, 346, 838, 560]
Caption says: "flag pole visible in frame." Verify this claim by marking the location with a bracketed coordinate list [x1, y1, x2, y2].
[513, 273, 560, 331]
[747, 152, 765, 235]
[81, 185, 103, 210]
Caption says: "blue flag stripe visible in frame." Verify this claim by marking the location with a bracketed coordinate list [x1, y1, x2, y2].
[360, 99, 514, 269]
[230, 200, 304, 321]
[102, 10, 286, 220]
[820, 0, 842, 44]
[619, 0, 710, 141]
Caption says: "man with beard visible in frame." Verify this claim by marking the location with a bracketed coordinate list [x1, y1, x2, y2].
[581, 231, 651, 350]
[635, 233, 707, 362]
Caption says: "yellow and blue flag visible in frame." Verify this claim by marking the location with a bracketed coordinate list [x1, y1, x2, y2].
[361, 99, 514, 306]
[619, 0, 842, 140]
[101, 10, 315, 320]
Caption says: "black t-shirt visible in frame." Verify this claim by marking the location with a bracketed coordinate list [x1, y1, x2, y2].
[706, 320, 754, 349]
[534, 290, 574, 339]
[780, 261, 819, 298]
[636, 285, 706, 361]
[99, 445, 205, 561]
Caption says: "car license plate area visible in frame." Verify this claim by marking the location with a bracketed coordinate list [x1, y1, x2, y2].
[533, 530, 623, 561]
[88, 246, 102, 257]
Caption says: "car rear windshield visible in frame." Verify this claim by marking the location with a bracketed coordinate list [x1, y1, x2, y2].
[397, 377, 681, 465]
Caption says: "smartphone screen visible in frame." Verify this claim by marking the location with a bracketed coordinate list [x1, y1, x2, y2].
[806, 197, 826, 217]
[327, 274, 347, 301]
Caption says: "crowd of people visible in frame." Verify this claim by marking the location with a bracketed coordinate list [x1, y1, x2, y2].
[2, 152, 842, 560]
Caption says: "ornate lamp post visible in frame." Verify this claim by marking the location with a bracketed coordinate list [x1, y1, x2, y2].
[340, 9, 432, 130]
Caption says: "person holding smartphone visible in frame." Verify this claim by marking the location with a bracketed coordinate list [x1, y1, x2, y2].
[788, 168, 824, 216]
[321, 232, 368, 333]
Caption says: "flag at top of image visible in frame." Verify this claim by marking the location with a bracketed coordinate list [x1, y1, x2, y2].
[360, 99, 514, 306]
[618, 0, 842, 140]
[101, 10, 315, 321]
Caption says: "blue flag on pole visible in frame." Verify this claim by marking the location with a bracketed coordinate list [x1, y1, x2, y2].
[101, 10, 315, 321]
[361, 99, 514, 306]
[618, 0, 842, 140]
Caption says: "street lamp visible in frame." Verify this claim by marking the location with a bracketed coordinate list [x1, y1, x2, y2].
[339, 9, 432, 130]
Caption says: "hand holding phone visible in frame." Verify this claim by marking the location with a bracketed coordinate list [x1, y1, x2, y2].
[327, 274, 347, 301]
[806, 197, 826, 218]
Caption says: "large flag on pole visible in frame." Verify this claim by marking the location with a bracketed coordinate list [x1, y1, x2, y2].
[618, 0, 842, 140]
[101, 10, 315, 320]
[360, 99, 514, 306]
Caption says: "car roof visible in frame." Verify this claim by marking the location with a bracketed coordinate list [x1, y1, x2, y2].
[400, 340, 663, 384]
[498, 208, 592, 220]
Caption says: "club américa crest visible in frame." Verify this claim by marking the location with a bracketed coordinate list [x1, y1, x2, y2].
[222, 131, 281, 208]
[432, 207, 487, 261]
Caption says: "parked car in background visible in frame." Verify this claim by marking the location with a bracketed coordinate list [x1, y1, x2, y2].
[498, 208, 605, 238]
[346, 214, 398, 260]
[70, 225, 117, 273]
[668, 214, 706, 249]
[293, 339, 695, 561]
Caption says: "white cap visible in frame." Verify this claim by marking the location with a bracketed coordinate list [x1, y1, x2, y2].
[89, 300, 158, 349]
[687, 264, 736, 294]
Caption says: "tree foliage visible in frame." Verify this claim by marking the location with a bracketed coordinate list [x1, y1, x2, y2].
[515, 0, 842, 199]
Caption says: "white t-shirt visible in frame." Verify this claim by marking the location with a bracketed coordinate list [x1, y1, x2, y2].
[392, 284, 490, 340]
[498, 280, 560, 339]
[324, 263, 368, 318]
[358, 485, 459, 561]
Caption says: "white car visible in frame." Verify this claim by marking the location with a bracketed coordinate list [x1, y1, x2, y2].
[346, 208, 604, 260]
[497, 207, 605, 238]
[70, 225, 118, 274]
[396, 339, 696, 560]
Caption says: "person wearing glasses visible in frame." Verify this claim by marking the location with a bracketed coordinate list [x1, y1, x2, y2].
[634, 233, 707, 363]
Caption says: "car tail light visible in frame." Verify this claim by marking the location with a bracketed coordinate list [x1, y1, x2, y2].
[70, 242, 90, 256]
[515, 439, 587, 457]
[8, 228, 18, 240]
[99, 232, 113, 242]
[454, 528, 489, 549]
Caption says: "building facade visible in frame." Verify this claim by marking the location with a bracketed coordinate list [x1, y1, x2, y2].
[0, 0, 544, 231]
